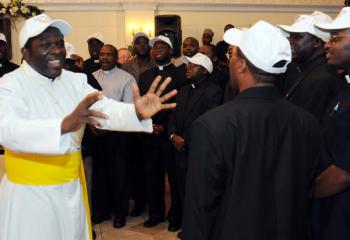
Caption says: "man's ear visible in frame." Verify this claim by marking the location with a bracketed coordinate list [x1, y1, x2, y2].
[21, 48, 30, 62]
[314, 37, 323, 48]
[236, 58, 248, 73]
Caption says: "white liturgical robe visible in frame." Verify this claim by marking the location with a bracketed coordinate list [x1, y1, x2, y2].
[0, 61, 152, 240]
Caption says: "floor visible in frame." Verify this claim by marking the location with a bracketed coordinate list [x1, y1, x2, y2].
[93, 213, 179, 240]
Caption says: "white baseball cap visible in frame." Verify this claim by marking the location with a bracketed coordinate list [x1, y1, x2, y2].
[315, 7, 350, 31]
[224, 20, 291, 74]
[19, 14, 72, 48]
[65, 42, 77, 59]
[279, 11, 332, 42]
[133, 32, 149, 43]
[0, 33, 6, 43]
[183, 53, 213, 73]
[87, 33, 105, 44]
[149, 35, 173, 48]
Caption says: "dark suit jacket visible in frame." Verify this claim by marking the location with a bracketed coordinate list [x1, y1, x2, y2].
[168, 77, 223, 145]
[283, 53, 345, 123]
[183, 87, 321, 240]
[139, 64, 186, 139]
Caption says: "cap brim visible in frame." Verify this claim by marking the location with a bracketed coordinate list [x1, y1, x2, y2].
[133, 33, 149, 43]
[315, 22, 349, 32]
[149, 38, 172, 48]
[278, 24, 307, 33]
[48, 20, 72, 37]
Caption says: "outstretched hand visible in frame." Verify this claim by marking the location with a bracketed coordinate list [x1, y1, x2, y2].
[133, 75, 177, 119]
[61, 92, 109, 134]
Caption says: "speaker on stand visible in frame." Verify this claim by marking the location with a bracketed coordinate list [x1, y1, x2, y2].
[155, 15, 182, 58]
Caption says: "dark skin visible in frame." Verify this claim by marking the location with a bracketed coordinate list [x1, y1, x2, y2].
[202, 33, 213, 46]
[21, 27, 178, 134]
[199, 44, 218, 65]
[133, 36, 153, 68]
[99, 44, 118, 71]
[288, 32, 324, 63]
[313, 28, 350, 198]
[224, 24, 234, 33]
[324, 28, 350, 71]
[0, 40, 7, 63]
[182, 37, 199, 57]
[22, 27, 66, 79]
[134, 36, 151, 57]
[151, 41, 172, 65]
[88, 38, 104, 60]
[151, 40, 173, 135]
[172, 63, 208, 151]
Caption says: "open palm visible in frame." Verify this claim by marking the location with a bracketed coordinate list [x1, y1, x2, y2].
[133, 76, 177, 119]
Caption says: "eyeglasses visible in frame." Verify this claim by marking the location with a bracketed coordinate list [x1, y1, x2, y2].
[328, 34, 350, 44]
[226, 50, 233, 60]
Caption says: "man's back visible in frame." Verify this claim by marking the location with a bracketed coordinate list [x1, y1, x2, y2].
[183, 87, 320, 240]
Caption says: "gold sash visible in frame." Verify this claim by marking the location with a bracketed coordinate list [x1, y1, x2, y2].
[4, 149, 92, 240]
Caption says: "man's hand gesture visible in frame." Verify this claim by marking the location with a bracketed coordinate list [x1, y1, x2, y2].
[133, 76, 177, 119]
[61, 92, 108, 134]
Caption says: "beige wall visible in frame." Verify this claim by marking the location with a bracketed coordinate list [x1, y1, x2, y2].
[8, 1, 342, 64]
[157, 11, 329, 45]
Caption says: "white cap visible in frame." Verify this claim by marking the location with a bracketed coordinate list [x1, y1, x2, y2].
[19, 14, 72, 48]
[279, 11, 332, 42]
[0, 33, 6, 43]
[87, 33, 105, 44]
[315, 7, 350, 31]
[183, 53, 213, 73]
[133, 32, 149, 43]
[149, 35, 173, 48]
[224, 20, 291, 74]
[65, 42, 77, 59]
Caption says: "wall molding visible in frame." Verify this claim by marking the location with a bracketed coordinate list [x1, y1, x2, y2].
[34, 2, 343, 13]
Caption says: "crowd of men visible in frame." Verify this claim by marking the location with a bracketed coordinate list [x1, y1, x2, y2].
[0, 5, 350, 240]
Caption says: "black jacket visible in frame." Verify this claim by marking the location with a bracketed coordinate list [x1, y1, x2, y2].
[283, 53, 344, 123]
[183, 87, 321, 240]
[168, 77, 222, 145]
[0, 61, 19, 78]
[138, 64, 186, 134]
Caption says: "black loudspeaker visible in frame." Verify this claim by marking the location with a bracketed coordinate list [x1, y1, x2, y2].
[155, 15, 182, 58]
[0, 18, 12, 59]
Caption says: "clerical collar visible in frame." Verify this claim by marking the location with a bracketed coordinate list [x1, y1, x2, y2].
[0, 63, 2, 68]
[94, 59, 99, 64]
[102, 66, 117, 75]
[156, 62, 171, 70]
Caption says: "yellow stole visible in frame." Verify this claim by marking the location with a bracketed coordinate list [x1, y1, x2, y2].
[4, 149, 92, 240]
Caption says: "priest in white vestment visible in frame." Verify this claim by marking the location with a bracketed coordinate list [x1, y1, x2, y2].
[0, 14, 176, 240]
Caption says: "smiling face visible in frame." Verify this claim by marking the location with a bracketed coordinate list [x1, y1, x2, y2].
[22, 27, 66, 79]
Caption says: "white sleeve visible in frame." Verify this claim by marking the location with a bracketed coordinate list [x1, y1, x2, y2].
[83, 78, 153, 133]
[0, 80, 68, 154]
